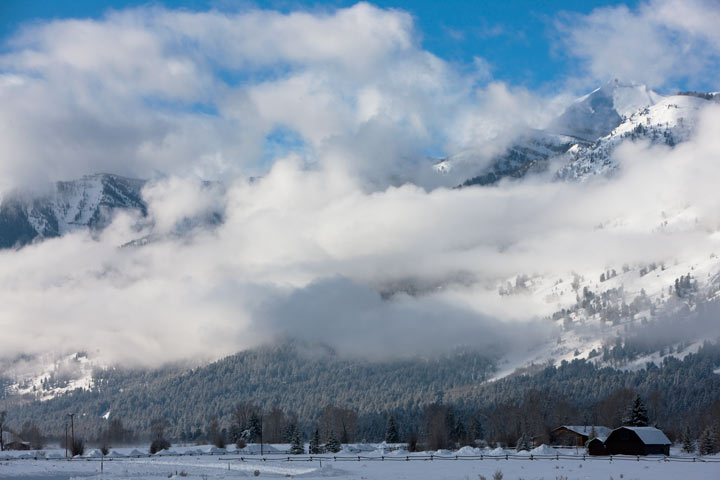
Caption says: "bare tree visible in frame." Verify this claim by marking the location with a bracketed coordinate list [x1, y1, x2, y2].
[318, 405, 357, 443]
[264, 406, 287, 444]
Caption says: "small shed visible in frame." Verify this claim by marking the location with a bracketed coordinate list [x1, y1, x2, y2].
[603, 426, 671, 456]
[551, 425, 612, 446]
[1, 431, 31, 451]
[586, 436, 607, 455]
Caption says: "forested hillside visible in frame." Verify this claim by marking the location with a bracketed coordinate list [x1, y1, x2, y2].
[4, 341, 720, 447]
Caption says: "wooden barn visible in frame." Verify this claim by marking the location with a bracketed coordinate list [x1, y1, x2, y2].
[1, 431, 31, 451]
[603, 426, 671, 456]
[586, 436, 608, 455]
[551, 425, 612, 446]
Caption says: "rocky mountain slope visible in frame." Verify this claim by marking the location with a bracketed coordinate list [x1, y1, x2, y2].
[435, 81, 717, 187]
[0, 173, 146, 249]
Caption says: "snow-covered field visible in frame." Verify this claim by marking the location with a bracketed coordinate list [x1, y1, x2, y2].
[1, 444, 719, 480]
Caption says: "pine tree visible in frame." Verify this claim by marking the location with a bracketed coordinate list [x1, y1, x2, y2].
[682, 426, 695, 454]
[623, 395, 649, 426]
[699, 427, 716, 455]
[469, 417, 483, 445]
[385, 416, 399, 443]
[309, 428, 322, 454]
[289, 426, 304, 455]
[454, 417, 468, 447]
[325, 430, 341, 453]
[515, 433, 530, 452]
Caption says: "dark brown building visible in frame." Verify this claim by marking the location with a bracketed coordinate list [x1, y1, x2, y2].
[603, 427, 671, 456]
[586, 437, 608, 455]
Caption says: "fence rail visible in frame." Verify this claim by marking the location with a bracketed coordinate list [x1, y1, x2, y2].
[3, 452, 720, 464]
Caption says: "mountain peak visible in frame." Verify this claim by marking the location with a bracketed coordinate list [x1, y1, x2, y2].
[550, 80, 662, 142]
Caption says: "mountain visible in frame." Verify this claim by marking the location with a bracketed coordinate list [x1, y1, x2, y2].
[0, 173, 146, 249]
[549, 79, 663, 143]
[557, 93, 714, 180]
[3, 338, 720, 442]
[436, 81, 716, 188]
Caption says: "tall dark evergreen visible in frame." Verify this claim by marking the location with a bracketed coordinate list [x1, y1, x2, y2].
[0, 410, 6, 451]
[623, 395, 649, 426]
[682, 426, 695, 454]
[385, 415, 399, 443]
[699, 427, 717, 455]
[325, 430, 341, 453]
[309, 428, 322, 454]
[289, 426, 304, 455]
[469, 416, 483, 444]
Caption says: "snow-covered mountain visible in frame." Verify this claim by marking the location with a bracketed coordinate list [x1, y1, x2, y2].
[549, 79, 663, 142]
[0, 173, 146, 248]
[557, 93, 713, 180]
[435, 81, 716, 188]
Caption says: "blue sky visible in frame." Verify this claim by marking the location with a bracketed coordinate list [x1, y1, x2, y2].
[1, 0, 643, 91]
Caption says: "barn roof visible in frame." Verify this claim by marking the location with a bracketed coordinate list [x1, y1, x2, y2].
[614, 427, 671, 445]
[555, 425, 613, 438]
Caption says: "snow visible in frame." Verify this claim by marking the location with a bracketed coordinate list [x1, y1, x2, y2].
[2, 351, 98, 402]
[0, 444, 718, 479]
[530, 444, 560, 455]
[618, 427, 672, 445]
[560, 426, 613, 438]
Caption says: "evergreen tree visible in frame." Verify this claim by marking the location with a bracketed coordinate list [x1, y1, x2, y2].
[289, 426, 304, 455]
[623, 395, 649, 426]
[515, 433, 530, 452]
[385, 415, 399, 443]
[454, 417, 468, 447]
[309, 428, 322, 454]
[325, 430, 341, 453]
[699, 427, 717, 455]
[469, 417, 483, 445]
[682, 426, 695, 454]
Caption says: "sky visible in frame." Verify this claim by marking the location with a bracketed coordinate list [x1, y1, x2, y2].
[1, 0, 720, 366]
[1, 0, 651, 92]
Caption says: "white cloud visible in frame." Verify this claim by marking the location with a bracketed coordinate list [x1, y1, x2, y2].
[1, 104, 719, 364]
[0, 2, 545, 193]
[556, 0, 720, 89]
[1, 2, 719, 365]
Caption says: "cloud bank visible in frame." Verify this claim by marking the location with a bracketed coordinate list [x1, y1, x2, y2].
[0, 2, 719, 365]
[556, 0, 720, 89]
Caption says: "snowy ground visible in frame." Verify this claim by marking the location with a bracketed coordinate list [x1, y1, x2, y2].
[1, 444, 719, 480]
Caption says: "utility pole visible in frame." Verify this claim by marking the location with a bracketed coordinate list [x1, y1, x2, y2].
[65, 423, 68, 458]
[68, 413, 76, 456]
[260, 414, 263, 456]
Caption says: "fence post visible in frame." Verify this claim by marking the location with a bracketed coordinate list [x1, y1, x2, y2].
[530, 455, 533, 461]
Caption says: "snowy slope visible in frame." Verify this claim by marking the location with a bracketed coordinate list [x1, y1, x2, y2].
[550, 79, 663, 142]
[556, 94, 711, 180]
[436, 81, 666, 188]
[0, 173, 146, 248]
[0, 352, 97, 402]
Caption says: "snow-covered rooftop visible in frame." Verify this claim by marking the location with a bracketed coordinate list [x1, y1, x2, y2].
[616, 427, 671, 445]
[556, 425, 612, 438]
